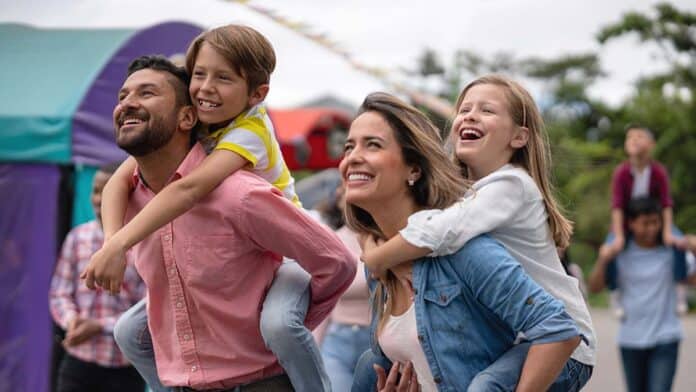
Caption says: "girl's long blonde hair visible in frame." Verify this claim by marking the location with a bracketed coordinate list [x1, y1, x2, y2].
[344, 92, 467, 333]
[452, 75, 573, 249]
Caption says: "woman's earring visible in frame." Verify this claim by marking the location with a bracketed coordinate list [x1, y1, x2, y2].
[408, 179, 415, 186]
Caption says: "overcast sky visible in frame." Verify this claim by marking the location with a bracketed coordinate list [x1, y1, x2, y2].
[3, 0, 694, 108]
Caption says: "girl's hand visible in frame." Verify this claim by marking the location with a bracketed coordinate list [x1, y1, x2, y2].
[375, 361, 419, 392]
[81, 240, 128, 295]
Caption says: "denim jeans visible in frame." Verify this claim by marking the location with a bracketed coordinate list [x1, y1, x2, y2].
[260, 260, 331, 392]
[620, 341, 679, 392]
[351, 342, 593, 392]
[114, 260, 329, 392]
[321, 323, 371, 392]
[114, 298, 170, 392]
[467, 342, 593, 392]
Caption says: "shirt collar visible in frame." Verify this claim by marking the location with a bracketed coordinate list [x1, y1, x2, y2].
[131, 143, 207, 190]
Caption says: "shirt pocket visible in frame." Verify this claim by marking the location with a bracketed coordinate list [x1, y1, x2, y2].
[183, 235, 241, 291]
[422, 283, 469, 332]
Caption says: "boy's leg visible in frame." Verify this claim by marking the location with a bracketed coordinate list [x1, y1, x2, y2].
[620, 346, 649, 392]
[260, 259, 331, 392]
[351, 349, 392, 392]
[321, 324, 371, 392]
[646, 341, 679, 392]
[467, 342, 531, 392]
[113, 298, 170, 392]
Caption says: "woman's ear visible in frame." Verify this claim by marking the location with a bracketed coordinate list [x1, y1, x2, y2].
[178, 105, 197, 132]
[511, 126, 529, 149]
[409, 165, 423, 183]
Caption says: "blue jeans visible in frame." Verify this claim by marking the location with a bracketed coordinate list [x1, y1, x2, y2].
[260, 260, 331, 392]
[113, 298, 169, 392]
[352, 343, 593, 392]
[114, 260, 330, 392]
[620, 341, 679, 392]
[321, 323, 371, 392]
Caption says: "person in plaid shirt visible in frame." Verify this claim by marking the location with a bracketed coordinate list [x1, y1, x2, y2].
[49, 163, 146, 392]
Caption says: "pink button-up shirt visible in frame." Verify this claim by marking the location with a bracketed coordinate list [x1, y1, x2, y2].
[127, 144, 356, 389]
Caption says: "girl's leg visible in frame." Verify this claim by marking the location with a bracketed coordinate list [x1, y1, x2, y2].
[321, 323, 371, 392]
[113, 298, 170, 392]
[351, 349, 392, 392]
[467, 342, 531, 392]
[260, 259, 331, 392]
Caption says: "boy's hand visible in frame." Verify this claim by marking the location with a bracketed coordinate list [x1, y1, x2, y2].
[664, 231, 688, 250]
[81, 240, 128, 295]
[610, 235, 625, 255]
[598, 244, 619, 264]
[686, 235, 696, 253]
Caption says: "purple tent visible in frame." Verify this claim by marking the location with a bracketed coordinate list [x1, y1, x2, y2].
[0, 21, 202, 391]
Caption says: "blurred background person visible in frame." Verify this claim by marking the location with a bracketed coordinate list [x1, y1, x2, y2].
[49, 162, 146, 392]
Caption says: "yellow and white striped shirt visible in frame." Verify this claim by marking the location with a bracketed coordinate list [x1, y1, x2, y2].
[210, 103, 301, 207]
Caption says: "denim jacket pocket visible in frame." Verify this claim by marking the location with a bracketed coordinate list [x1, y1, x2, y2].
[423, 284, 462, 307]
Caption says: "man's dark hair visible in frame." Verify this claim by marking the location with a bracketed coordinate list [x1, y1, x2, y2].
[127, 55, 191, 107]
[626, 197, 662, 221]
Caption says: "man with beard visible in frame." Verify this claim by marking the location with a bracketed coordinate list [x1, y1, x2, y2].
[82, 56, 356, 391]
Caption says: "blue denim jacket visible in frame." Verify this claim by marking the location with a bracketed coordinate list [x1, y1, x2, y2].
[365, 235, 580, 391]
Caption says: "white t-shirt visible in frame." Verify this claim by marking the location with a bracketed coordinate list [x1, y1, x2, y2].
[379, 303, 438, 392]
[400, 164, 596, 365]
[631, 165, 651, 198]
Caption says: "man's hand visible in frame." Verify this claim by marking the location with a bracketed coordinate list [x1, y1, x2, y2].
[375, 361, 419, 392]
[80, 240, 128, 295]
[63, 316, 102, 347]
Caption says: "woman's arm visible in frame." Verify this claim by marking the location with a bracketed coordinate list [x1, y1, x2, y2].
[516, 336, 582, 392]
[365, 175, 525, 275]
[83, 149, 248, 294]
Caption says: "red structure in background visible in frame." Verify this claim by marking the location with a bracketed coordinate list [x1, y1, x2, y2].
[270, 108, 352, 170]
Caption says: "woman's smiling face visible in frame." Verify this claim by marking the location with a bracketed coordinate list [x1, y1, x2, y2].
[339, 111, 414, 213]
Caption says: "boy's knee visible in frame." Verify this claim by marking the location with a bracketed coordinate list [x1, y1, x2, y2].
[352, 350, 390, 392]
[467, 371, 510, 392]
[114, 310, 148, 355]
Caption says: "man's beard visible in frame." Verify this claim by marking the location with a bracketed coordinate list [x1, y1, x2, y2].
[115, 109, 177, 157]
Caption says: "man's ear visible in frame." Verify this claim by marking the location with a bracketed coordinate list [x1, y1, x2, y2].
[511, 126, 529, 149]
[248, 84, 270, 107]
[178, 105, 197, 132]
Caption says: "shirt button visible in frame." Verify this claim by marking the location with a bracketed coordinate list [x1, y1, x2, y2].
[418, 335, 424, 342]
[183, 334, 190, 341]
[413, 288, 418, 295]
[163, 234, 171, 241]
[434, 376, 442, 384]
[169, 268, 176, 276]
[176, 302, 184, 308]
[191, 365, 197, 372]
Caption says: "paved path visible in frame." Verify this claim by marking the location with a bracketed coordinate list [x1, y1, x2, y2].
[584, 308, 696, 392]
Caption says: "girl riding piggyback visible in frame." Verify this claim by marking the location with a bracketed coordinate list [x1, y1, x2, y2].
[362, 75, 596, 390]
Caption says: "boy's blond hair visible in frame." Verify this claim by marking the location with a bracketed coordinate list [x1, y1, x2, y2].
[451, 75, 574, 249]
[185, 24, 276, 93]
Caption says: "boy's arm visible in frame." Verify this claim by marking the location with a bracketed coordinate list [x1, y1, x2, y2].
[610, 208, 626, 251]
[367, 175, 525, 274]
[588, 244, 617, 293]
[83, 149, 248, 294]
[101, 157, 137, 240]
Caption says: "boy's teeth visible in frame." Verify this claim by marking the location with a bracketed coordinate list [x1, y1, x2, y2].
[199, 100, 219, 108]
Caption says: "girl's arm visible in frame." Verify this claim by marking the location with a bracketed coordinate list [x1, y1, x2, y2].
[83, 149, 248, 294]
[516, 336, 582, 392]
[101, 157, 137, 240]
[363, 174, 525, 275]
